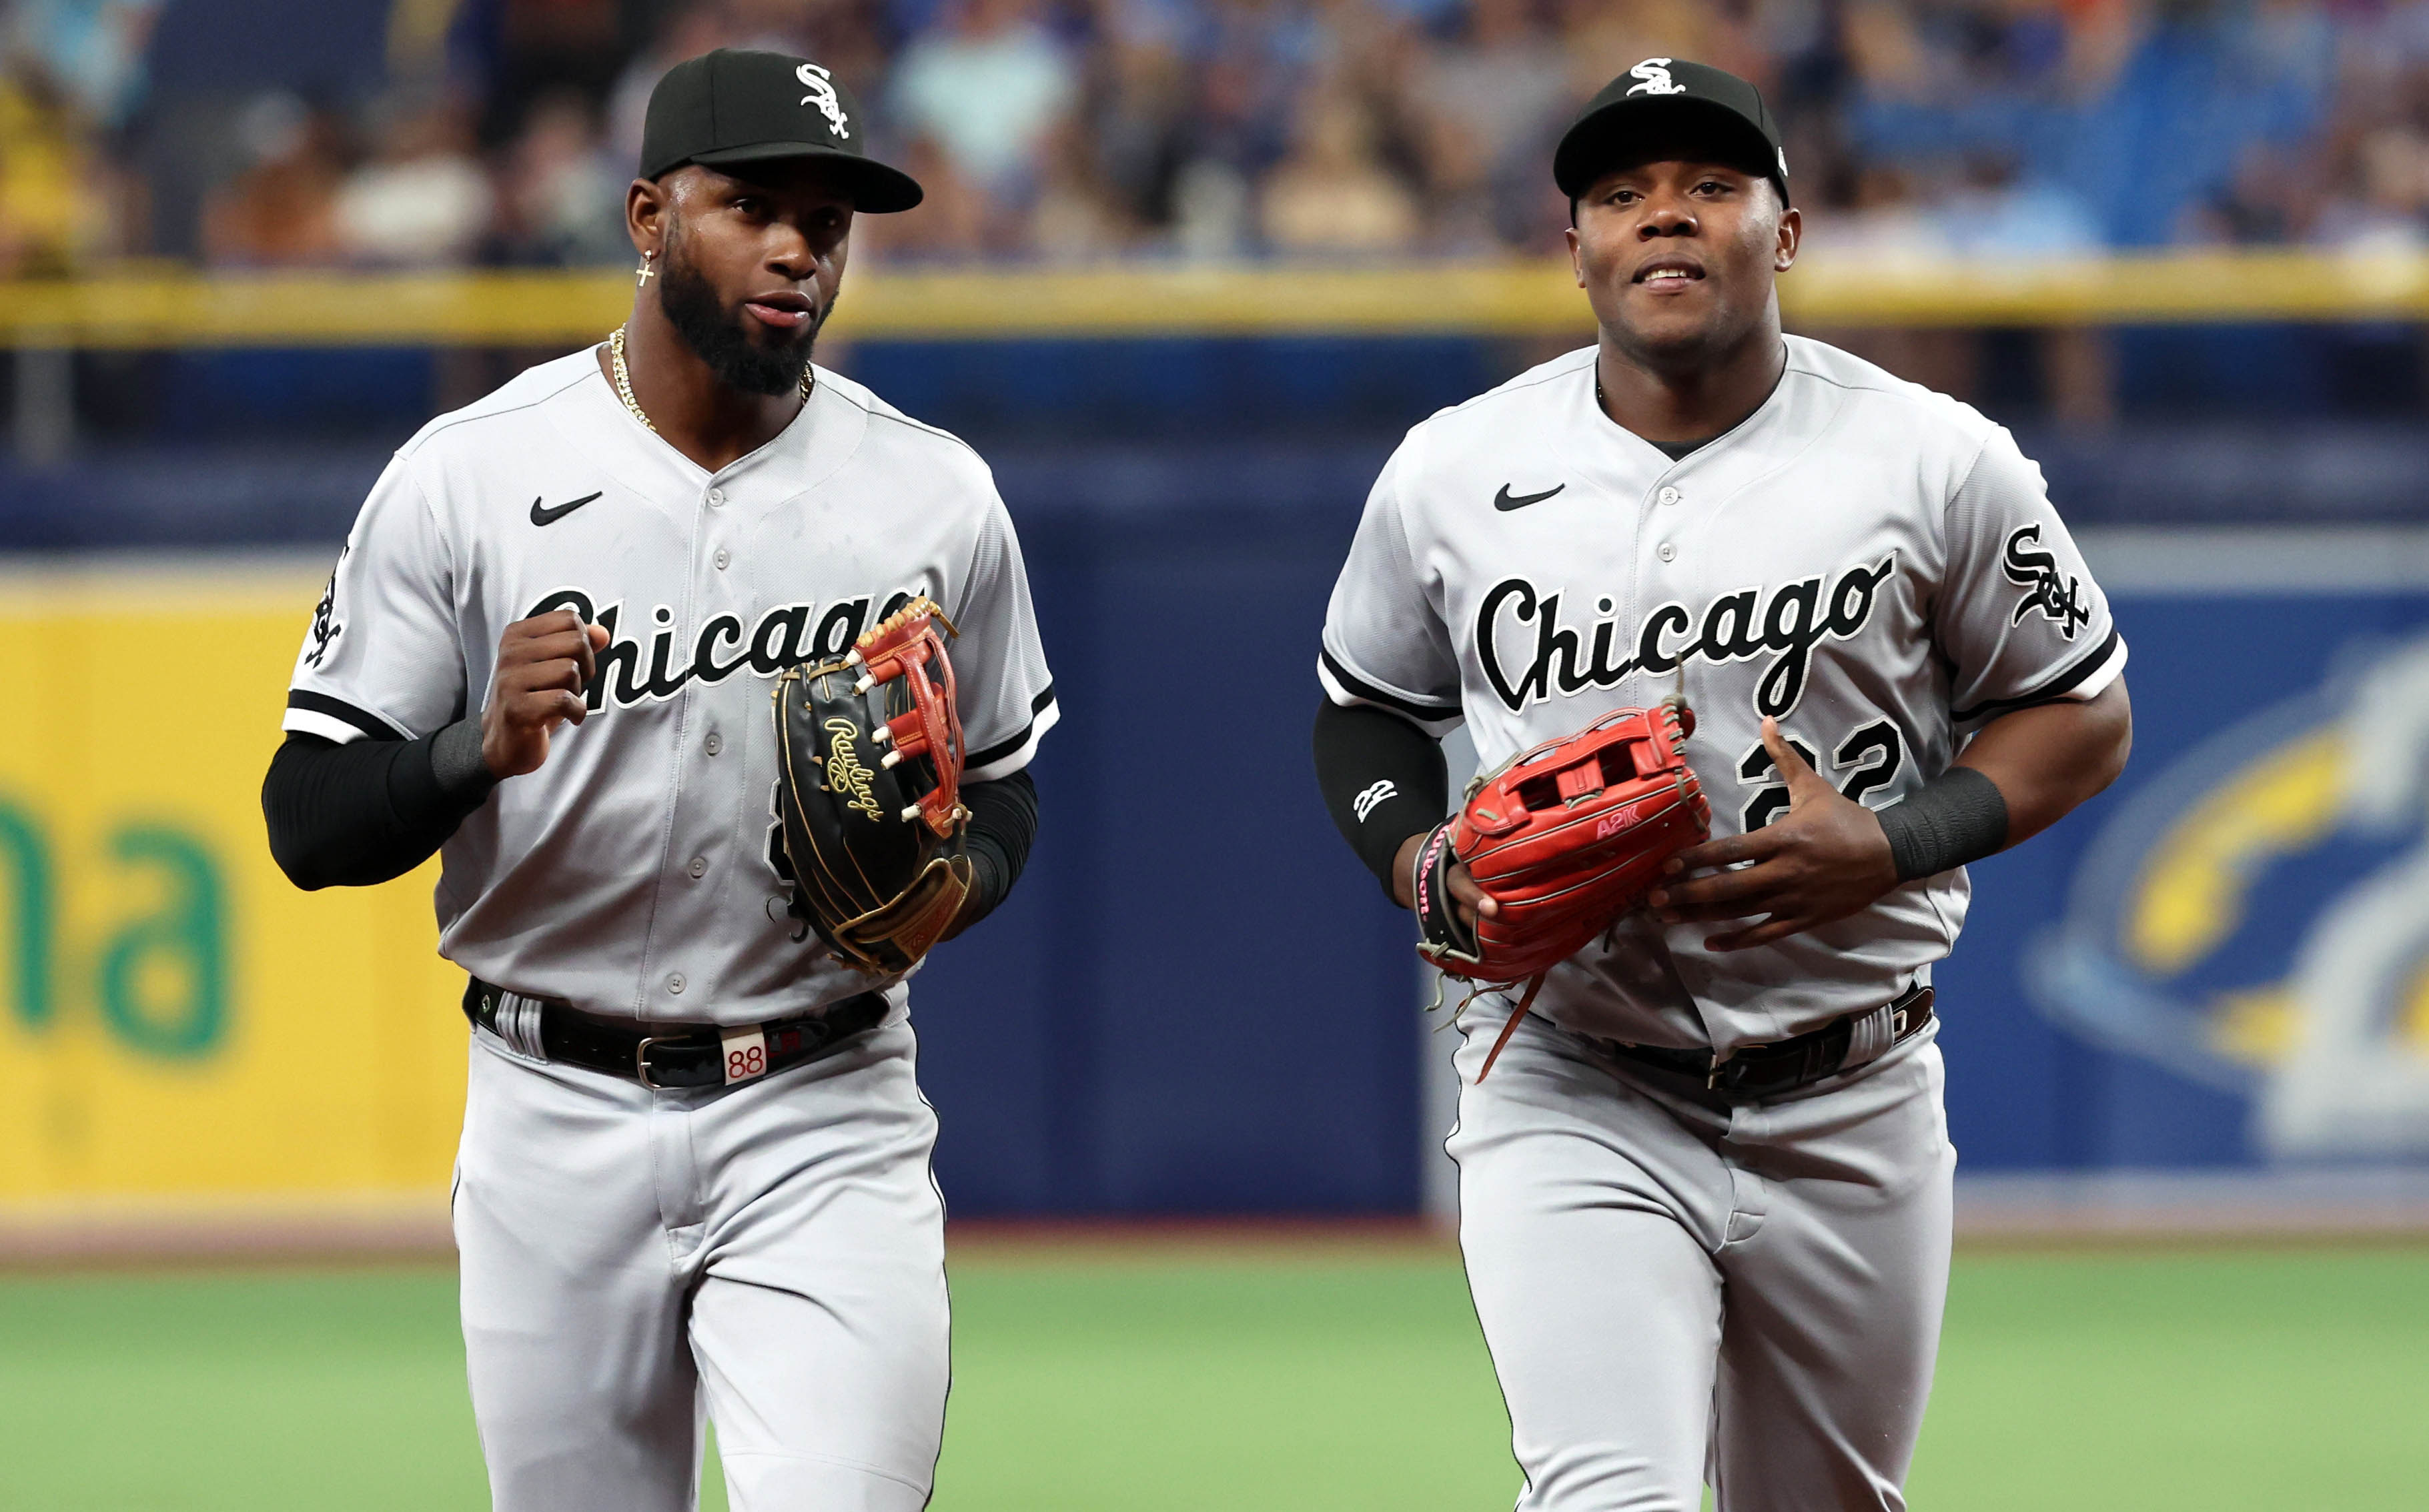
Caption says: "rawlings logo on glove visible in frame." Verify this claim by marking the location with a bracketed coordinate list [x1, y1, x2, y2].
[1415, 700, 1709, 1078]
[772, 597, 973, 975]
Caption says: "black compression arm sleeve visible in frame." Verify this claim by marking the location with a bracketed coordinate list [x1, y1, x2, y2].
[1312, 698, 1449, 898]
[956, 768, 1039, 931]
[1875, 766, 2010, 880]
[262, 722, 498, 890]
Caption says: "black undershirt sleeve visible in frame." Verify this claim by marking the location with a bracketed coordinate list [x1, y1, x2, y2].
[1312, 698, 1449, 899]
[262, 720, 498, 890]
[956, 768, 1038, 930]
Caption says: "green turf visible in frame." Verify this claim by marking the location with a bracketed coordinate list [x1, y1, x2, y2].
[933, 1253, 1514, 1511]
[0, 1247, 2422, 1510]
[1910, 1250, 2429, 1512]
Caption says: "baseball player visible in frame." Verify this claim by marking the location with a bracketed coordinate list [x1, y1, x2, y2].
[261, 51, 1055, 1511]
[1312, 60, 2131, 1510]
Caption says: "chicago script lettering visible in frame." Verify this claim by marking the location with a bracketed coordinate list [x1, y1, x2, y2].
[1475, 552, 1899, 718]
[525, 587, 922, 714]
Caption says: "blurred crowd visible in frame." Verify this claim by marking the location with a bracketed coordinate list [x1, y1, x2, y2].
[9, 0, 2429, 273]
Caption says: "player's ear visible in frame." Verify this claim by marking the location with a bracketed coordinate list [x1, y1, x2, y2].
[627, 175, 669, 258]
[1566, 224, 1586, 287]
[1773, 201, 1800, 273]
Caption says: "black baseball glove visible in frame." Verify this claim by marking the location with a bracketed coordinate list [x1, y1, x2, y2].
[771, 596, 972, 974]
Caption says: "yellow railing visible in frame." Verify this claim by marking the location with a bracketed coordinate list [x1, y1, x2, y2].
[0, 249, 2421, 346]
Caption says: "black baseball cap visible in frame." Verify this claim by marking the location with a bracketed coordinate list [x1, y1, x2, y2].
[1554, 59, 1789, 208]
[640, 48, 923, 213]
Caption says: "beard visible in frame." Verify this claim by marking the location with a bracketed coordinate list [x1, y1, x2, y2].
[654, 229, 827, 397]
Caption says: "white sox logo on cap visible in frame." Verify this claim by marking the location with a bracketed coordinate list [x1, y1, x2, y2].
[797, 61, 849, 138]
[1626, 58, 1686, 97]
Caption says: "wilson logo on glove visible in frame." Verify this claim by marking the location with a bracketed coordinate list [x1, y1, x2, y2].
[1415, 700, 1709, 1079]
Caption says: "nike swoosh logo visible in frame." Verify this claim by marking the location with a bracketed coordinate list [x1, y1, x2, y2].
[530, 492, 603, 526]
[1494, 482, 1566, 512]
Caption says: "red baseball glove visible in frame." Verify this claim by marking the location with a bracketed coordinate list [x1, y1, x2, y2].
[1413, 702, 1709, 1078]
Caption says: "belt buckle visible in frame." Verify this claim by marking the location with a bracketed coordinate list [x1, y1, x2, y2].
[634, 1036, 675, 1091]
[1708, 1044, 1763, 1091]
[1891, 1006, 1910, 1039]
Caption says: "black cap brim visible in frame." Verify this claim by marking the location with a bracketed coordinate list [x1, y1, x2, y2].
[682, 142, 925, 213]
[1554, 97, 1785, 205]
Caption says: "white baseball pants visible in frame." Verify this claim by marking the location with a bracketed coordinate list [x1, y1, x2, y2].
[452, 1019, 949, 1512]
[1450, 1010, 1955, 1512]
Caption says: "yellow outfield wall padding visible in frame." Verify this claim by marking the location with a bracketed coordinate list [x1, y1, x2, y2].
[1, 249, 2427, 347]
[0, 564, 468, 1201]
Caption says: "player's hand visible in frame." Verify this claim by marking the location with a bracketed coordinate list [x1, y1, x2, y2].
[482, 610, 610, 778]
[1646, 718, 1898, 951]
[1392, 830, 1500, 928]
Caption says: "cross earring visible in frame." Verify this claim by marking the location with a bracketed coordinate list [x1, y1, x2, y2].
[636, 250, 656, 287]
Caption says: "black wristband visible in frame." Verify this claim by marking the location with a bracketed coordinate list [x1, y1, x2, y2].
[1875, 766, 2010, 881]
[429, 717, 497, 802]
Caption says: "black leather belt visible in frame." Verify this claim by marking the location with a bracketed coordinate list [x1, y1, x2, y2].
[462, 978, 889, 1090]
[1599, 984, 1934, 1102]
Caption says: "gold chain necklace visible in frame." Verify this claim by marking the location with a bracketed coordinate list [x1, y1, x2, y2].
[608, 325, 811, 436]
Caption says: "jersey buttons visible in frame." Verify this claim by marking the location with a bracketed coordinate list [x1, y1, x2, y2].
[688, 856, 707, 879]
[704, 731, 722, 756]
[1657, 486, 1682, 506]
[1657, 542, 1677, 562]
[667, 974, 686, 996]
[714, 548, 730, 570]
[706, 488, 726, 507]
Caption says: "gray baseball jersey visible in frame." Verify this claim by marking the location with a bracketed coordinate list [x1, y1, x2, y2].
[284, 347, 1057, 1025]
[1320, 335, 2123, 1052]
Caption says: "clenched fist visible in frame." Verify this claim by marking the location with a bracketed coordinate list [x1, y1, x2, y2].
[482, 609, 610, 778]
